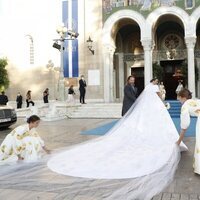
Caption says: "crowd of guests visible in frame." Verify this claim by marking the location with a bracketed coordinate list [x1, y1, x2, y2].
[0, 75, 87, 108]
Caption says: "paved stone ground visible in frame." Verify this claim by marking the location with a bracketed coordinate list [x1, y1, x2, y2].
[0, 118, 199, 200]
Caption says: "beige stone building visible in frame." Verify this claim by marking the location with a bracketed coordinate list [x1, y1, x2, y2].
[0, 0, 200, 102]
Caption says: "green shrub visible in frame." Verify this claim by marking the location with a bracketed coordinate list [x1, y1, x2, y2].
[0, 58, 9, 91]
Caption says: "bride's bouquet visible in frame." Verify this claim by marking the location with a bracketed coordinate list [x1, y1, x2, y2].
[165, 102, 171, 110]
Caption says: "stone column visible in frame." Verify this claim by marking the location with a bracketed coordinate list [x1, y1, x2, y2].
[103, 45, 116, 102]
[141, 39, 153, 86]
[196, 58, 200, 98]
[118, 53, 124, 101]
[185, 36, 196, 97]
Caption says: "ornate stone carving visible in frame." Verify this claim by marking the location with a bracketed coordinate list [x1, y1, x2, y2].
[185, 37, 197, 49]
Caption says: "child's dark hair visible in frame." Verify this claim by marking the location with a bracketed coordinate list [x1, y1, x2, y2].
[27, 115, 40, 123]
[177, 88, 192, 99]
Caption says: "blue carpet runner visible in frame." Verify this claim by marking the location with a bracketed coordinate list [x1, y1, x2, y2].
[81, 101, 196, 137]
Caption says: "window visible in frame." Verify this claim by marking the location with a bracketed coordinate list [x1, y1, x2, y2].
[185, 0, 195, 9]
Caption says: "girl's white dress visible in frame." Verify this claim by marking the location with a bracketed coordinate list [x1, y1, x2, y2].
[48, 84, 187, 200]
[180, 99, 200, 174]
[0, 124, 45, 163]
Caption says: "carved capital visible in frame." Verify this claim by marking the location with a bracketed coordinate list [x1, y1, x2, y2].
[103, 44, 116, 55]
[185, 37, 196, 49]
[141, 39, 154, 51]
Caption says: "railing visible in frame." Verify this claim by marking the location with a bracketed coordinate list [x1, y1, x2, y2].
[123, 49, 200, 62]
[152, 49, 187, 61]
[123, 53, 144, 61]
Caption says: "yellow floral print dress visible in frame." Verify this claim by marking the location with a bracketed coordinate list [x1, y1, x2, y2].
[0, 124, 45, 163]
[180, 99, 200, 174]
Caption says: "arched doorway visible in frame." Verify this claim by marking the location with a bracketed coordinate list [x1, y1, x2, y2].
[153, 14, 186, 99]
[114, 18, 143, 101]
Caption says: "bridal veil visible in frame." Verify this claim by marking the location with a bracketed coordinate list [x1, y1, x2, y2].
[47, 85, 187, 199]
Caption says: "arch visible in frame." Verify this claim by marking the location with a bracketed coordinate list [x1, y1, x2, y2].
[147, 6, 190, 38]
[102, 9, 148, 48]
[191, 6, 200, 37]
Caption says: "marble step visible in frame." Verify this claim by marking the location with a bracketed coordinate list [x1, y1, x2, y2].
[68, 103, 122, 118]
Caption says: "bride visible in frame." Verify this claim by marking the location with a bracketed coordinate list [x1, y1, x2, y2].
[47, 78, 187, 199]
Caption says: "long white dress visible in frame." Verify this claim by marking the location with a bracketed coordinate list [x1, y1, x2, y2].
[180, 99, 200, 174]
[47, 83, 187, 199]
[0, 124, 45, 163]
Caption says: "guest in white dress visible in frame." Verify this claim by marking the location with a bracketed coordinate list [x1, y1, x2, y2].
[67, 85, 76, 105]
[159, 82, 166, 100]
[176, 80, 184, 95]
[0, 115, 50, 163]
[176, 89, 200, 174]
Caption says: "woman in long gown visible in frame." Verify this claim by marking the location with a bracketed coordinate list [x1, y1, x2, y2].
[0, 115, 50, 163]
[176, 89, 200, 174]
[47, 80, 187, 199]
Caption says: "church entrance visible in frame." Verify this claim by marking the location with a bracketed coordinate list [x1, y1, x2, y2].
[160, 60, 185, 100]
[131, 67, 144, 95]
[113, 18, 143, 101]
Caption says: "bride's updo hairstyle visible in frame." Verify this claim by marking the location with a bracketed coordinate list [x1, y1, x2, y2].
[177, 88, 192, 99]
[27, 115, 40, 123]
[150, 78, 157, 83]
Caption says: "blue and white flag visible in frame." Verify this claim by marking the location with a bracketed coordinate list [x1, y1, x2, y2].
[62, 0, 79, 78]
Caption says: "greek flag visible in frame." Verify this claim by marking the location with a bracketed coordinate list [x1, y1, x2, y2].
[62, 0, 79, 78]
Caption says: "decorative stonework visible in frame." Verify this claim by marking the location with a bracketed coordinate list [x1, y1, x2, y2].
[141, 39, 154, 51]
[103, 0, 200, 21]
[185, 37, 197, 49]
[164, 34, 180, 49]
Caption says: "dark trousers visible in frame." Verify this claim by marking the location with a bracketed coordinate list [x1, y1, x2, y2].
[26, 100, 35, 107]
[17, 102, 22, 109]
[43, 97, 48, 103]
[80, 90, 86, 104]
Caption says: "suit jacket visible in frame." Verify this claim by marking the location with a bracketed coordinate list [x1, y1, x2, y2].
[16, 95, 23, 104]
[79, 79, 87, 91]
[122, 84, 138, 116]
[0, 94, 8, 105]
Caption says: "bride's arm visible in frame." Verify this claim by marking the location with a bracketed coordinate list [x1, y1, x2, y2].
[156, 92, 163, 100]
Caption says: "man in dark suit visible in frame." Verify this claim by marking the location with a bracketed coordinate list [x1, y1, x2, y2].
[79, 75, 87, 104]
[0, 91, 8, 106]
[122, 75, 138, 116]
[16, 92, 23, 108]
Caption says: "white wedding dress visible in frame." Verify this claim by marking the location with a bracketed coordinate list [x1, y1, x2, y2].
[47, 84, 187, 199]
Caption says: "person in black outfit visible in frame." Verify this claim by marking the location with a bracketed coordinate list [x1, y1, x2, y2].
[0, 91, 8, 105]
[43, 88, 49, 103]
[16, 92, 23, 109]
[122, 75, 138, 116]
[79, 75, 87, 104]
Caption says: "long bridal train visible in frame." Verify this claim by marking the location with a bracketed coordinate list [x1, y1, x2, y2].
[47, 88, 187, 199]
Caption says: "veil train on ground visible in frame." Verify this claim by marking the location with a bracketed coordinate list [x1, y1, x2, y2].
[47, 87, 187, 199]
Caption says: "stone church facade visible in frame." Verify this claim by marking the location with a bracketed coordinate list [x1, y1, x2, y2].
[0, 0, 200, 102]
